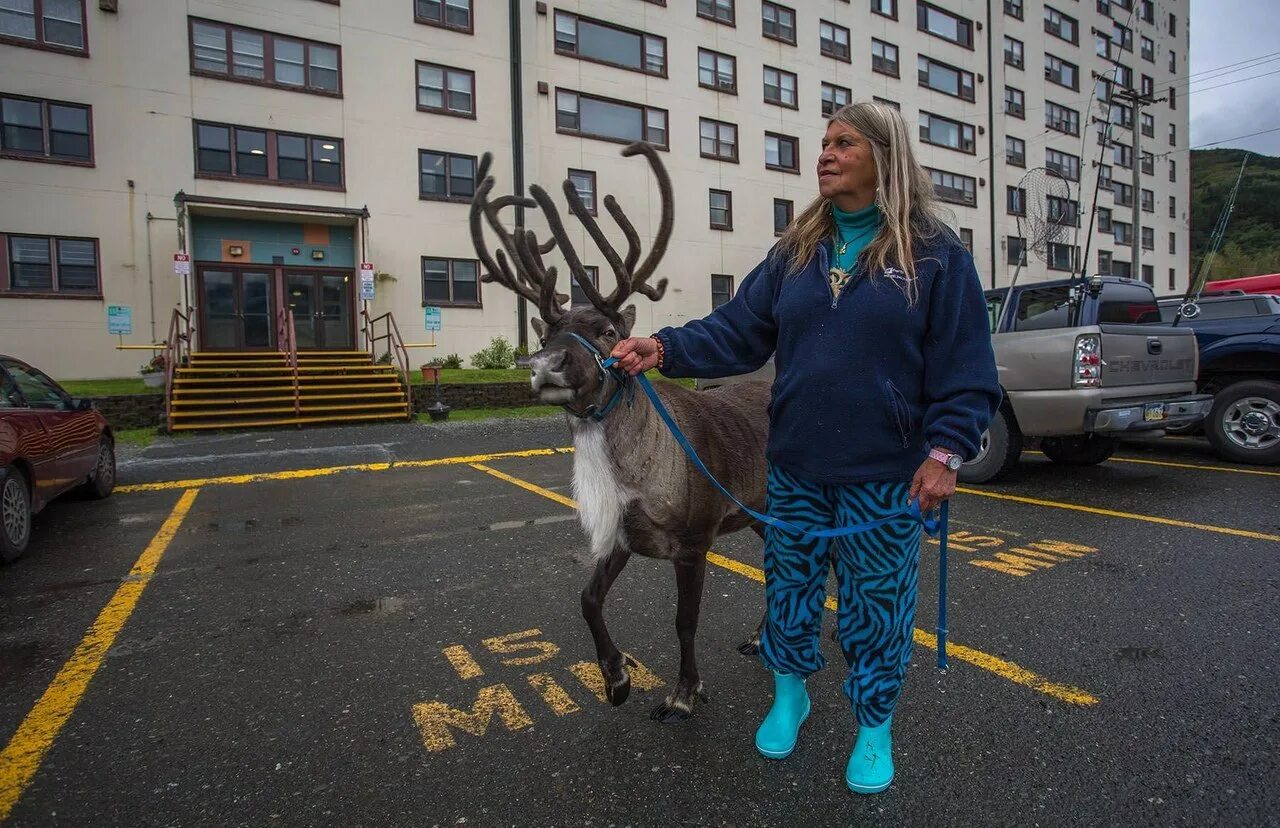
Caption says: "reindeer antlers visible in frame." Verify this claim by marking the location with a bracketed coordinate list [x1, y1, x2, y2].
[470, 141, 674, 326]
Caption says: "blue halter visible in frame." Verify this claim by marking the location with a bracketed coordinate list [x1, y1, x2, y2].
[559, 332, 633, 422]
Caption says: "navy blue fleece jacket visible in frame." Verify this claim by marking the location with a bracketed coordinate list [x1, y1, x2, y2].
[652, 233, 1001, 485]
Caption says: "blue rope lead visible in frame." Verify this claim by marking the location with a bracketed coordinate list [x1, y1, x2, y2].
[605, 358, 951, 669]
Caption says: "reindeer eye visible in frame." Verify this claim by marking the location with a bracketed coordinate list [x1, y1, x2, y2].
[539, 338, 547, 348]
[604, 328, 617, 339]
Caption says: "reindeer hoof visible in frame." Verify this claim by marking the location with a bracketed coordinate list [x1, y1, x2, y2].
[649, 683, 708, 723]
[737, 636, 761, 657]
[600, 657, 631, 707]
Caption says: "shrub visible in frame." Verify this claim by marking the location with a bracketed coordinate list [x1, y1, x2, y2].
[439, 353, 463, 369]
[471, 337, 516, 369]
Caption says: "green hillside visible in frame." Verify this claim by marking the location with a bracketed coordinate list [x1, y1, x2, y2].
[1191, 148, 1280, 281]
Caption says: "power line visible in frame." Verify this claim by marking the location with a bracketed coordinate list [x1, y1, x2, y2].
[1150, 126, 1280, 159]
[1185, 67, 1280, 96]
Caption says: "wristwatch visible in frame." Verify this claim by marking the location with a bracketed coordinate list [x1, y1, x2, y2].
[928, 447, 964, 471]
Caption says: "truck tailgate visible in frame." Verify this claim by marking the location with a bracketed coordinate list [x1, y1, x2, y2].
[1098, 324, 1198, 387]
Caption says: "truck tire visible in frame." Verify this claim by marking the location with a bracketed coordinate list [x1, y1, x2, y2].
[1040, 434, 1116, 466]
[1204, 379, 1280, 466]
[958, 407, 1021, 483]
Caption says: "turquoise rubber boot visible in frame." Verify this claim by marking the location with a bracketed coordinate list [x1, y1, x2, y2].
[845, 716, 894, 794]
[754, 671, 811, 760]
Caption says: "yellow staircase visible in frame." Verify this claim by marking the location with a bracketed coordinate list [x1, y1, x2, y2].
[168, 351, 412, 431]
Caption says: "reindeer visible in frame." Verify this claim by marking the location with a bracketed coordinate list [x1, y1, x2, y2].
[469, 142, 771, 721]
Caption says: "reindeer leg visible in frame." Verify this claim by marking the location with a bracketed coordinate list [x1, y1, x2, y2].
[737, 522, 767, 657]
[582, 548, 633, 706]
[651, 554, 709, 723]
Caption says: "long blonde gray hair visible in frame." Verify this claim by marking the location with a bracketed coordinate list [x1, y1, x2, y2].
[777, 101, 948, 301]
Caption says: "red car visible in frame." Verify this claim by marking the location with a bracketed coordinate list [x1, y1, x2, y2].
[1, 355, 115, 561]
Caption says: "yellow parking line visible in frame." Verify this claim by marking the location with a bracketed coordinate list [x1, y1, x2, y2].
[956, 486, 1280, 543]
[1026, 450, 1280, 478]
[117, 448, 575, 493]
[468, 464, 1099, 708]
[0, 489, 200, 822]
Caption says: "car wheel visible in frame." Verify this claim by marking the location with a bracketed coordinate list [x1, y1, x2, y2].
[1204, 380, 1280, 466]
[79, 436, 117, 499]
[958, 407, 1022, 483]
[1, 466, 32, 562]
[1040, 434, 1116, 466]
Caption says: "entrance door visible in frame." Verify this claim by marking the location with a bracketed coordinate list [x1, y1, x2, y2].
[287, 272, 353, 350]
[198, 268, 275, 350]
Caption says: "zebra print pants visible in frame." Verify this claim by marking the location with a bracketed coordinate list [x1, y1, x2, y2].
[757, 464, 923, 728]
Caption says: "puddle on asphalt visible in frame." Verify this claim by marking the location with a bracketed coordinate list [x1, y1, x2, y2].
[205, 519, 259, 533]
[338, 597, 408, 616]
[483, 514, 578, 531]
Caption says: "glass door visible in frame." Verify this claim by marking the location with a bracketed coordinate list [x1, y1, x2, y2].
[286, 274, 318, 348]
[288, 272, 353, 349]
[320, 274, 353, 349]
[198, 268, 276, 350]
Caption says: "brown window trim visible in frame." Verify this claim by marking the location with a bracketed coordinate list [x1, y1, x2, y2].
[697, 47, 738, 95]
[696, 0, 736, 27]
[765, 131, 800, 174]
[554, 11, 668, 79]
[1045, 54, 1080, 91]
[709, 189, 733, 230]
[699, 117, 739, 163]
[761, 1, 797, 46]
[567, 168, 597, 215]
[762, 65, 798, 110]
[415, 61, 477, 119]
[710, 273, 734, 307]
[188, 18, 343, 98]
[0, 93, 95, 167]
[0, 233, 102, 297]
[917, 1, 975, 51]
[192, 121, 346, 191]
[418, 149, 478, 203]
[819, 20, 852, 63]
[927, 167, 977, 207]
[569, 265, 601, 307]
[918, 56, 977, 102]
[414, 0, 474, 34]
[871, 39, 899, 78]
[0, 0, 89, 57]
[1004, 86, 1026, 119]
[919, 111, 976, 155]
[773, 199, 793, 236]
[821, 82, 851, 118]
[421, 257, 482, 309]
[556, 89, 670, 150]
[872, 0, 898, 21]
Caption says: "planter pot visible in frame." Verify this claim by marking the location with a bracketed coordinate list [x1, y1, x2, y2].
[142, 373, 165, 388]
[421, 366, 440, 384]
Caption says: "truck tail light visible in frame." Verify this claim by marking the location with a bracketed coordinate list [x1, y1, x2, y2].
[1073, 334, 1102, 387]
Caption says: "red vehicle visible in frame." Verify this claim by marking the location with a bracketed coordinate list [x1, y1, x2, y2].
[1, 356, 115, 560]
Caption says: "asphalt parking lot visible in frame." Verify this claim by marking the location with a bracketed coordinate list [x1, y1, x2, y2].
[1, 418, 1277, 827]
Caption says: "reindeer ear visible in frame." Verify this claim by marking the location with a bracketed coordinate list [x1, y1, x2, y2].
[531, 317, 547, 339]
[620, 304, 637, 335]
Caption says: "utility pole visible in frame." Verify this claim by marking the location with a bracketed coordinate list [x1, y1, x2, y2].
[1112, 88, 1166, 283]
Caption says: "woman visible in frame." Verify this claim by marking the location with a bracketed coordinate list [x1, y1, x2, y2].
[610, 102, 1000, 794]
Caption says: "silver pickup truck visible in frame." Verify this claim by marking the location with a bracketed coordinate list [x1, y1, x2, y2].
[697, 276, 1212, 482]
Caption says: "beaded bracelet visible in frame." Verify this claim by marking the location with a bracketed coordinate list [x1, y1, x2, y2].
[649, 335, 665, 369]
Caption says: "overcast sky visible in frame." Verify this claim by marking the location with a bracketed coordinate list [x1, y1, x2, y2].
[1189, 0, 1280, 156]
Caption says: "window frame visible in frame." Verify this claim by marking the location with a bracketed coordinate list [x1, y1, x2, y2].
[555, 88, 669, 149]
[1006, 135, 1026, 168]
[871, 0, 897, 21]
[871, 38, 899, 77]
[773, 198, 793, 236]
[188, 17, 343, 97]
[917, 1, 974, 50]
[1045, 101, 1081, 136]
[918, 55, 976, 102]
[192, 120, 346, 191]
[0, 0, 88, 56]
[762, 65, 799, 110]
[418, 149, 478, 203]
[696, 0, 735, 26]
[0, 93, 94, 167]
[1004, 35, 1024, 69]
[1046, 242, 1079, 272]
[1140, 187, 1154, 212]
[708, 188, 733, 230]
[1045, 148, 1081, 182]
[697, 47, 737, 94]
[1007, 185, 1027, 216]
[567, 168, 597, 215]
[553, 10, 667, 78]
[1004, 0, 1023, 20]
[764, 131, 800, 174]
[1045, 54, 1079, 91]
[415, 61, 476, 119]
[1044, 6, 1079, 45]
[929, 168, 977, 207]
[761, 1, 797, 46]
[1141, 36, 1154, 62]
[699, 117, 738, 163]
[821, 81, 852, 118]
[819, 19, 851, 63]
[710, 273, 734, 309]
[0, 232, 102, 298]
[1007, 235, 1027, 266]
[569, 265, 601, 308]
[414, 0, 474, 35]
[1004, 86, 1025, 118]
[918, 111, 976, 154]
[420, 256, 482, 308]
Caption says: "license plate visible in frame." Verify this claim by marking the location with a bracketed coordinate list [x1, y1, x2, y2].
[1144, 403, 1166, 422]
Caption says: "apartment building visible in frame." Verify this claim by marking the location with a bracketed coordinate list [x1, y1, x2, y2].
[0, 0, 1190, 379]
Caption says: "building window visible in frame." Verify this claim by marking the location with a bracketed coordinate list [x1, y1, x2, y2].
[1097, 207, 1112, 234]
[1141, 152, 1154, 176]
[1141, 264, 1153, 285]
[820, 20, 851, 62]
[1141, 113, 1154, 138]
[1113, 140, 1132, 169]
[1169, 159, 1176, 182]
[1005, 86, 1025, 118]
[1169, 49, 1176, 73]
[568, 169, 596, 214]
[697, 0, 735, 25]
[763, 66, 798, 109]
[822, 82, 851, 117]
[698, 48, 736, 93]
[871, 0, 896, 20]
[1169, 123, 1176, 146]
[1141, 36, 1153, 62]
[556, 89, 668, 148]
[709, 189, 733, 230]
[871, 39, 898, 77]
[765, 133, 799, 173]
[1007, 186, 1026, 216]
[1168, 268, 1175, 290]
[918, 2, 973, 49]
[1109, 101, 1133, 130]
[1169, 86, 1176, 110]
[1045, 55, 1078, 91]
[1047, 242, 1078, 272]
[1112, 220, 1131, 245]
[874, 96, 900, 110]
[190, 18, 341, 95]
[1168, 232, 1176, 254]
[761, 2, 796, 45]
[1007, 236, 1027, 266]
[1168, 12, 1176, 35]
[416, 62, 474, 118]
[1004, 36, 1024, 69]
[711, 274, 734, 309]
[1, 234, 99, 296]
[919, 112, 975, 153]
[415, 0, 472, 34]
[422, 257, 480, 307]
[1139, 0, 1154, 23]
[1006, 136, 1025, 167]
[1045, 101, 1080, 135]
[1004, 0, 1023, 20]
[1114, 182, 1133, 207]
[928, 168, 976, 206]
[554, 11, 666, 77]
[1098, 249, 1112, 276]
[1112, 259, 1131, 279]
[194, 122, 344, 189]
[959, 228, 973, 254]
[1140, 74, 1153, 97]
[1115, 64, 1133, 91]
[0, 0, 86, 54]
[918, 56, 975, 102]
[773, 199, 793, 235]
[1096, 33, 1112, 60]
[418, 150, 476, 202]
[1047, 195, 1080, 227]
[0, 95, 91, 165]
[1141, 226, 1154, 251]
[1045, 148, 1080, 181]
[699, 117, 738, 161]
[1169, 196, 1176, 219]
[1044, 6, 1078, 44]
[1099, 164, 1113, 191]
[1111, 21, 1132, 52]
[570, 265, 599, 307]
